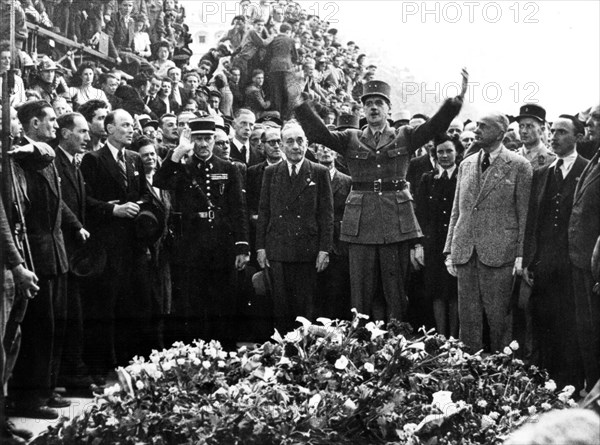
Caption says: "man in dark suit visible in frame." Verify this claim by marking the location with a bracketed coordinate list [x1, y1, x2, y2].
[54, 113, 94, 392]
[569, 104, 600, 392]
[149, 77, 179, 118]
[80, 108, 150, 377]
[264, 22, 297, 119]
[315, 144, 352, 319]
[256, 122, 333, 333]
[10, 101, 88, 419]
[294, 72, 467, 322]
[445, 113, 532, 353]
[407, 140, 436, 197]
[244, 70, 271, 118]
[154, 118, 250, 348]
[230, 108, 264, 166]
[523, 115, 588, 391]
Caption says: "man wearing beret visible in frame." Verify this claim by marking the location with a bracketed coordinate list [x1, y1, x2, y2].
[154, 118, 250, 348]
[516, 104, 556, 170]
[293, 69, 468, 322]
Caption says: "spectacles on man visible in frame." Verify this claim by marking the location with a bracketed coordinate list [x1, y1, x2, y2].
[265, 139, 282, 147]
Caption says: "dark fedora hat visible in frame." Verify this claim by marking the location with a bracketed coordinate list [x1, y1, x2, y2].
[336, 113, 359, 130]
[361, 80, 391, 104]
[252, 268, 274, 297]
[134, 201, 165, 246]
[70, 238, 107, 278]
[516, 104, 546, 124]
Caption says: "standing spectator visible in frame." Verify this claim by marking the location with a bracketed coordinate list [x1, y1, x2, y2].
[568, 104, 600, 393]
[230, 108, 263, 166]
[315, 144, 352, 320]
[0, 41, 26, 107]
[294, 72, 467, 322]
[69, 62, 109, 109]
[10, 101, 88, 419]
[244, 69, 271, 118]
[232, 18, 273, 87]
[459, 130, 475, 153]
[265, 22, 298, 119]
[415, 135, 461, 338]
[256, 122, 333, 333]
[78, 99, 109, 152]
[516, 104, 556, 170]
[54, 112, 94, 392]
[79, 109, 150, 377]
[446, 118, 464, 140]
[444, 113, 532, 353]
[30, 57, 63, 104]
[522, 115, 588, 390]
[153, 118, 249, 348]
[167, 66, 183, 107]
[219, 16, 248, 52]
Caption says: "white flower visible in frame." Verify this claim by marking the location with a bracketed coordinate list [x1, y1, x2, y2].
[105, 417, 119, 426]
[501, 405, 511, 413]
[431, 390, 453, 410]
[308, 393, 321, 411]
[560, 385, 575, 397]
[509, 340, 519, 351]
[365, 321, 387, 340]
[503, 346, 513, 355]
[527, 406, 537, 415]
[202, 360, 211, 369]
[541, 402, 552, 411]
[103, 383, 121, 396]
[342, 399, 357, 413]
[350, 308, 369, 319]
[335, 355, 349, 370]
[558, 392, 572, 403]
[403, 423, 418, 434]
[217, 360, 226, 368]
[135, 380, 145, 390]
[295, 316, 312, 333]
[544, 380, 557, 391]
[488, 411, 500, 420]
[477, 400, 488, 408]
[481, 415, 496, 429]
[176, 358, 186, 365]
[316, 317, 333, 326]
[363, 363, 375, 373]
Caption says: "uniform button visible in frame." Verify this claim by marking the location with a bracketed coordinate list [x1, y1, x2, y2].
[297, 215, 301, 218]
[443, 211, 447, 214]
[474, 207, 478, 211]
[279, 215, 282, 218]
[377, 164, 381, 168]
[378, 192, 382, 196]
[207, 192, 211, 196]
[206, 180, 210, 183]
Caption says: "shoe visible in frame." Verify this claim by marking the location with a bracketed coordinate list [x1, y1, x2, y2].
[5, 421, 33, 441]
[6, 404, 59, 419]
[47, 392, 71, 408]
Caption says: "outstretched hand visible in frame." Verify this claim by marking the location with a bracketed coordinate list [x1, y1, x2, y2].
[458, 67, 469, 100]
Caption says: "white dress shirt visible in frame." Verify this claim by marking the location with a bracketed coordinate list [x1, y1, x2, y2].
[549, 149, 578, 177]
[287, 158, 305, 177]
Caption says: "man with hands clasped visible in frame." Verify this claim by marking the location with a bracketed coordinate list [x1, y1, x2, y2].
[154, 118, 250, 348]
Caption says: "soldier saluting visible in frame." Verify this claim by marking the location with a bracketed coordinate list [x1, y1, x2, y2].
[154, 118, 249, 348]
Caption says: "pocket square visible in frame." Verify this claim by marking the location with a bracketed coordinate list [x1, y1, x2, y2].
[308, 181, 316, 186]
[134, 171, 140, 176]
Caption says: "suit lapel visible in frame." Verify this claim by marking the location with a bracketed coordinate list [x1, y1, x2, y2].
[535, 166, 551, 211]
[57, 149, 80, 196]
[475, 148, 512, 205]
[331, 171, 341, 194]
[286, 160, 313, 206]
[100, 144, 127, 192]
[573, 151, 600, 204]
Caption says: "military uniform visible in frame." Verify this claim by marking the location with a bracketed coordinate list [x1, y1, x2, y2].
[295, 81, 462, 321]
[154, 139, 249, 346]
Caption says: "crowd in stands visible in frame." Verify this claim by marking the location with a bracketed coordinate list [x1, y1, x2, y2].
[1, 1, 600, 443]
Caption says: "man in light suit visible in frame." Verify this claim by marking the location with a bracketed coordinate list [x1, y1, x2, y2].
[568, 103, 600, 392]
[80, 108, 150, 377]
[522, 115, 588, 390]
[256, 122, 333, 333]
[444, 113, 532, 353]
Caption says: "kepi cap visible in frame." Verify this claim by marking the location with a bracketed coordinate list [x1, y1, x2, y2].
[516, 104, 546, 123]
[189, 118, 216, 135]
[361, 80, 391, 104]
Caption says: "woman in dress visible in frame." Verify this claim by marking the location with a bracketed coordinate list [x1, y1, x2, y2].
[69, 62, 109, 110]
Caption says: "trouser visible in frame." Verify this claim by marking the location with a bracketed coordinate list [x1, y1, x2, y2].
[571, 266, 600, 391]
[1, 268, 18, 395]
[270, 261, 317, 334]
[456, 253, 513, 353]
[59, 273, 87, 379]
[348, 242, 409, 322]
[11, 274, 67, 405]
[268, 71, 295, 120]
[316, 253, 350, 320]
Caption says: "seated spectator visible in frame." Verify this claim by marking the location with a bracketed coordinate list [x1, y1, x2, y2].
[69, 62, 110, 109]
[130, 13, 152, 59]
[30, 57, 70, 104]
[244, 69, 271, 118]
[208, 90, 223, 116]
[150, 77, 179, 117]
[151, 41, 177, 78]
[52, 96, 72, 117]
[99, 72, 122, 110]
[105, 0, 146, 75]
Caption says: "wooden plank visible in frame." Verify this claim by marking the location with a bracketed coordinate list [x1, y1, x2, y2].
[25, 22, 116, 64]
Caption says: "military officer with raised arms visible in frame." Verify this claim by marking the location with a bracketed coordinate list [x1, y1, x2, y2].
[154, 118, 250, 348]
[293, 69, 468, 321]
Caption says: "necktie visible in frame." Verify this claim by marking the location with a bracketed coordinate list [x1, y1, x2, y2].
[291, 164, 297, 179]
[240, 146, 248, 163]
[72, 155, 81, 169]
[441, 170, 449, 180]
[481, 152, 490, 173]
[117, 150, 128, 186]
[373, 131, 381, 147]
[555, 159, 564, 187]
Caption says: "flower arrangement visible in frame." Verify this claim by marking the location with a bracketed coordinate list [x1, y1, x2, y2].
[33, 311, 576, 444]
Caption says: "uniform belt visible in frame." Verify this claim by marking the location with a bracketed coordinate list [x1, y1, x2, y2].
[352, 179, 408, 192]
[172, 210, 215, 220]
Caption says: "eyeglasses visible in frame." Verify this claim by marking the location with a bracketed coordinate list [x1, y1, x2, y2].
[265, 139, 282, 146]
[285, 137, 305, 146]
